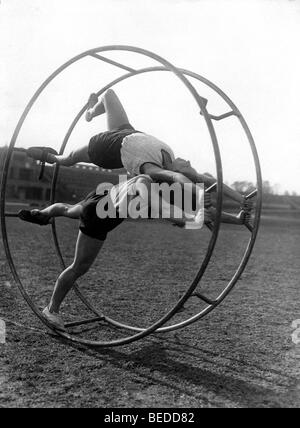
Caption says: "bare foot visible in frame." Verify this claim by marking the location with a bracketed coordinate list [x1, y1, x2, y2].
[42, 307, 66, 331]
[85, 93, 99, 122]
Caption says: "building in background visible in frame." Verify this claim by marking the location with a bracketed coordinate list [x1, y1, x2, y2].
[0, 147, 124, 208]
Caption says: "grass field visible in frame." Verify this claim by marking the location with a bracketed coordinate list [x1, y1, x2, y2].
[0, 213, 299, 408]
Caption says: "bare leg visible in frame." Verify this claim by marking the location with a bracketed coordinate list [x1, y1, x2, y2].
[46, 145, 91, 166]
[48, 232, 104, 313]
[86, 89, 130, 131]
[40, 203, 82, 219]
[20, 202, 83, 226]
[44, 90, 131, 167]
[45, 90, 131, 166]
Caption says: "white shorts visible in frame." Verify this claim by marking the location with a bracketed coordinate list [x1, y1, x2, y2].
[120, 133, 175, 176]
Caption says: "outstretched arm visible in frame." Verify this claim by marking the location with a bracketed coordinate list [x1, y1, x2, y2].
[141, 163, 192, 186]
[169, 159, 244, 204]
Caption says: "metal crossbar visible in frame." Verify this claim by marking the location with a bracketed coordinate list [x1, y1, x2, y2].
[201, 110, 239, 121]
[246, 189, 258, 200]
[65, 316, 104, 328]
[193, 293, 217, 305]
[209, 111, 238, 121]
[90, 53, 136, 73]
[206, 183, 217, 193]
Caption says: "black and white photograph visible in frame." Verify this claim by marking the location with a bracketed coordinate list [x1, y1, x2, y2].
[0, 0, 299, 410]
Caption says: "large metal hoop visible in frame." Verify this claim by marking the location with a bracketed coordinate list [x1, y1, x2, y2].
[0, 46, 261, 347]
[52, 64, 262, 334]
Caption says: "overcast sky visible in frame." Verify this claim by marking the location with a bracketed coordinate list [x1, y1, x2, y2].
[0, 0, 299, 194]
